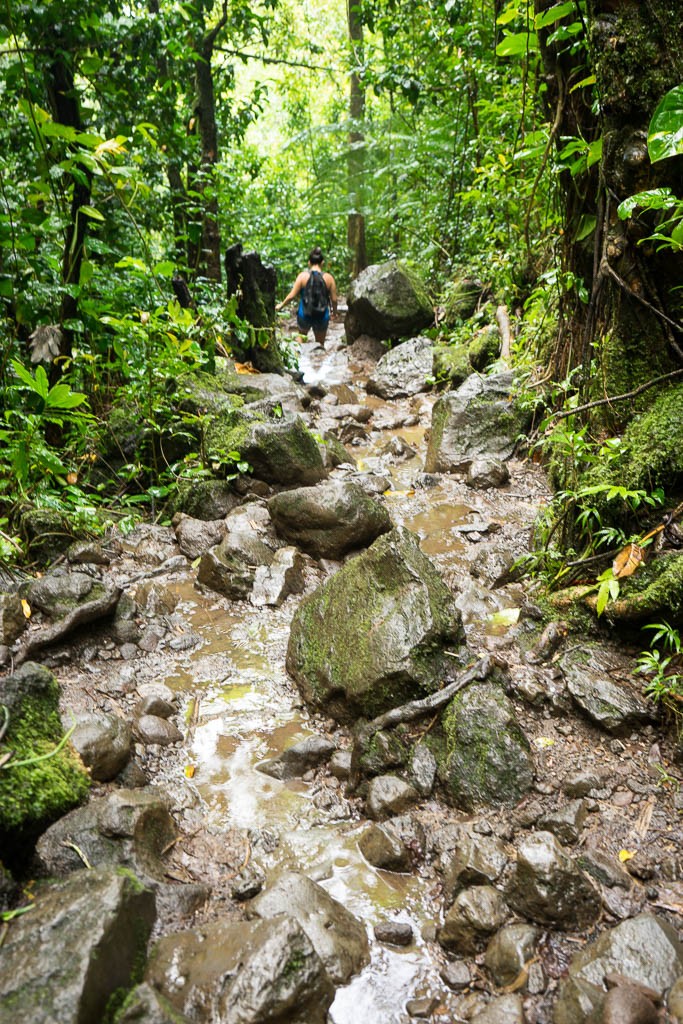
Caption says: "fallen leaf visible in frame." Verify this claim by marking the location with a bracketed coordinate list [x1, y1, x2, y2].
[488, 607, 520, 628]
[619, 849, 636, 862]
[66, 472, 78, 485]
[234, 361, 260, 375]
[383, 489, 415, 497]
[612, 542, 644, 579]
[20, 599, 31, 619]
[184, 765, 196, 779]
[534, 736, 555, 749]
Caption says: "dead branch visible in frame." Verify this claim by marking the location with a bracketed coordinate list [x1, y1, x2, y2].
[547, 368, 683, 423]
[495, 305, 512, 364]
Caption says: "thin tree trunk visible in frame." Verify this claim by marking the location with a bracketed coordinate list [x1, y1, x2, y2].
[347, 0, 366, 279]
[193, 1, 227, 283]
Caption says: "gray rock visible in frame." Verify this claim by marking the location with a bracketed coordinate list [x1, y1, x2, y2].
[197, 532, 274, 600]
[466, 458, 510, 490]
[0, 867, 155, 1024]
[67, 540, 112, 565]
[120, 524, 179, 565]
[330, 750, 352, 780]
[230, 862, 265, 901]
[34, 788, 176, 883]
[409, 742, 437, 796]
[602, 985, 658, 1024]
[507, 831, 601, 929]
[440, 830, 509, 900]
[407, 995, 440, 1018]
[215, 356, 307, 412]
[27, 571, 99, 617]
[257, 736, 336, 780]
[359, 822, 412, 872]
[116, 983, 191, 1023]
[133, 580, 179, 617]
[135, 695, 175, 719]
[345, 260, 433, 342]
[374, 920, 413, 946]
[137, 682, 176, 705]
[173, 513, 227, 559]
[206, 408, 326, 487]
[576, 847, 633, 889]
[471, 994, 525, 1024]
[68, 712, 132, 781]
[0, 593, 27, 644]
[366, 336, 433, 399]
[438, 682, 534, 811]
[268, 480, 392, 560]
[438, 885, 508, 954]
[539, 799, 588, 845]
[485, 923, 538, 987]
[250, 871, 370, 984]
[366, 774, 420, 820]
[172, 478, 241, 520]
[554, 915, 683, 1023]
[250, 546, 306, 607]
[668, 976, 683, 1021]
[425, 372, 528, 473]
[561, 645, 654, 734]
[563, 769, 605, 797]
[287, 526, 464, 721]
[135, 714, 183, 746]
[440, 960, 471, 990]
[147, 913, 333, 1024]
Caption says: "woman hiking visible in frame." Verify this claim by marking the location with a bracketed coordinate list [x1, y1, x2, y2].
[276, 246, 338, 346]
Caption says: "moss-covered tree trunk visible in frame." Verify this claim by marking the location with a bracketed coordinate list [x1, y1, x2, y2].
[537, 0, 683, 422]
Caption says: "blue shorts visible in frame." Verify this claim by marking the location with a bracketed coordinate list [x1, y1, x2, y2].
[297, 301, 330, 334]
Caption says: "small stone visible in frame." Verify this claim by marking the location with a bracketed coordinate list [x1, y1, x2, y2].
[563, 770, 604, 797]
[374, 921, 413, 946]
[329, 750, 352, 780]
[438, 886, 508, 954]
[539, 799, 588, 845]
[230, 863, 265, 901]
[602, 984, 658, 1024]
[119, 643, 138, 660]
[613, 789, 634, 807]
[134, 715, 183, 746]
[406, 995, 440, 1018]
[471, 993, 525, 1024]
[137, 683, 176, 704]
[135, 695, 175, 719]
[359, 823, 412, 872]
[440, 961, 470, 990]
[366, 775, 420, 820]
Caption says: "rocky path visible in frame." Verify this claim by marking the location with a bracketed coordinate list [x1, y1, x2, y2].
[2, 311, 683, 1024]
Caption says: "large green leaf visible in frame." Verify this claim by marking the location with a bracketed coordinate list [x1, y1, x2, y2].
[496, 31, 539, 57]
[648, 85, 683, 163]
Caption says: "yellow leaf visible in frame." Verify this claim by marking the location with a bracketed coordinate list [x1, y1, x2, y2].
[66, 472, 78, 485]
[383, 489, 415, 497]
[184, 765, 196, 779]
[534, 736, 555, 749]
[619, 849, 636, 862]
[21, 599, 31, 619]
[234, 361, 260, 375]
[612, 542, 644, 579]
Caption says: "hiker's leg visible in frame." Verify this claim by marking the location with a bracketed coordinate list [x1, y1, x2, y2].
[312, 325, 328, 346]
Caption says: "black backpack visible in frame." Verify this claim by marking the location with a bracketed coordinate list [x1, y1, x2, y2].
[302, 270, 329, 317]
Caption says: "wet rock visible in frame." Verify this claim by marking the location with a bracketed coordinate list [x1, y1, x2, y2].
[172, 513, 227, 559]
[0, 593, 27, 643]
[230, 862, 266, 901]
[136, 694, 175, 719]
[555, 914, 683, 1023]
[366, 335, 433, 399]
[466, 458, 510, 490]
[330, 749, 352, 779]
[668, 976, 683, 1021]
[197, 532, 274, 600]
[577, 847, 632, 889]
[206, 407, 326, 487]
[67, 539, 113, 565]
[318, 430, 354, 469]
[69, 712, 132, 782]
[287, 526, 463, 721]
[115, 982, 191, 1023]
[507, 831, 601, 929]
[134, 580, 180, 617]
[438, 885, 508, 954]
[602, 984, 658, 1024]
[409, 742, 437, 796]
[34, 788, 176, 883]
[485, 923, 538, 987]
[0, 662, 90, 843]
[407, 995, 440, 1018]
[440, 960, 471, 990]
[250, 546, 306, 607]
[359, 822, 412, 872]
[471, 994, 525, 1024]
[440, 830, 509, 899]
[425, 372, 528, 473]
[357, 727, 409, 776]
[268, 480, 391, 560]
[539, 799, 588, 845]
[250, 870, 370, 984]
[382, 435, 416, 460]
[374, 920, 413, 946]
[366, 774, 420, 820]
[0, 866, 155, 1024]
[148, 913, 334, 1024]
[344, 260, 433, 343]
[437, 682, 534, 811]
[171, 478, 241, 520]
[257, 736, 336, 780]
[215, 355, 307, 411]
[560, 645, 654, 734]
[121, 524, 179, 564]
[135, 714, 183, 746]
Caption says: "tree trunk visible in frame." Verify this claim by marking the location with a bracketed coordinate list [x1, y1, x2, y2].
[347, 0, 367, 279]
[537, 0, 683, 419]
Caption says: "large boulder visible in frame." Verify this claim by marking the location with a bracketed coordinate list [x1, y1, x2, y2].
[366, 336, 433, 398]
[553, 914, 683, 1024]
[425, 371, 528, 473]
[27, 570, 119, 621]
[268, 480, 392, 559]
[560, 645, 654, 734]
[345, 260, 433, 342]
[204, 406, 326, 487]
[507, 832, 601, 930]
[147, 913, 334, 1024]
[0, 867, 155, 1024]
[286, 526, 464, 720]
[197, 532, 275, 600]
[214, 356, 306, 412]
[249, 871, 370, 984]
[0, 662, 90, 849]
[436, 682, 534, 811]
[437, 885, 508, 954]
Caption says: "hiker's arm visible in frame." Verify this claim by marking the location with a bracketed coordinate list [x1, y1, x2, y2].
[276, 273, 305, 311]
[328, 276, 338, 314]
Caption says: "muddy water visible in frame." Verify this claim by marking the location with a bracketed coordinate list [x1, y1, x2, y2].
[160, 328, 548, 1022]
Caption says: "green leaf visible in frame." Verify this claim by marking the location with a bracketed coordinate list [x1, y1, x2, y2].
[570, 74, 596, 93]
[79, 206, 106, 222]
[535, 2, 576, 30]
[153, 260, 176, 277]
[496, 32, 539, 57]
[648, 85, 683, 163]
[618, 188, 675, 219]
[596, 581, 609, 616]
[574, 214, 596, 241]
[45, 384, 87, 410]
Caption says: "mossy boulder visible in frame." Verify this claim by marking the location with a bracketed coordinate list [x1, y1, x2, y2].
[345, 260, 433, 343]
[0, 662, 90, 855]
[170, 479, 241, 520]
[286, 526, 464, 721]
[366, 336, 433, 398]
[205, 407, 326, 486]
[20, 508, 75, 564]
[442, 277, 487, 324]
[214, 357, 306, 411]
[436, 682, 534, 810]
[468, 325, 500, 372]
[432, 343, 472, 387]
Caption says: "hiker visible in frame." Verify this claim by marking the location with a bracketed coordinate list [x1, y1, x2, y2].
[276, 246, 338, 345]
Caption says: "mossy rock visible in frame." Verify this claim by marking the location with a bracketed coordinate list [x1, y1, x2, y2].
[205, 407, 325, 486]
[468, 325, 500, 372]
[432, 343, 472, 387]
[19, 508, 75, 564]
[169, 479, 241, 520]
[345, 260, 433, 342]
[286, 526, 464, 721]
[174, 371, 246, 418]
[0, 663, 90, 857]
[436, 682, 534, 811]
[442, 277, 487, 325]
[556, 552, 683, 624]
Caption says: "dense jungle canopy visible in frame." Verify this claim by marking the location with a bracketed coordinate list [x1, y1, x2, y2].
[1, 0, 683, 616]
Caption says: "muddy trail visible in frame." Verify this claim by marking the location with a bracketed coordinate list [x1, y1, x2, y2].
[3, 308, 683, 1024]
